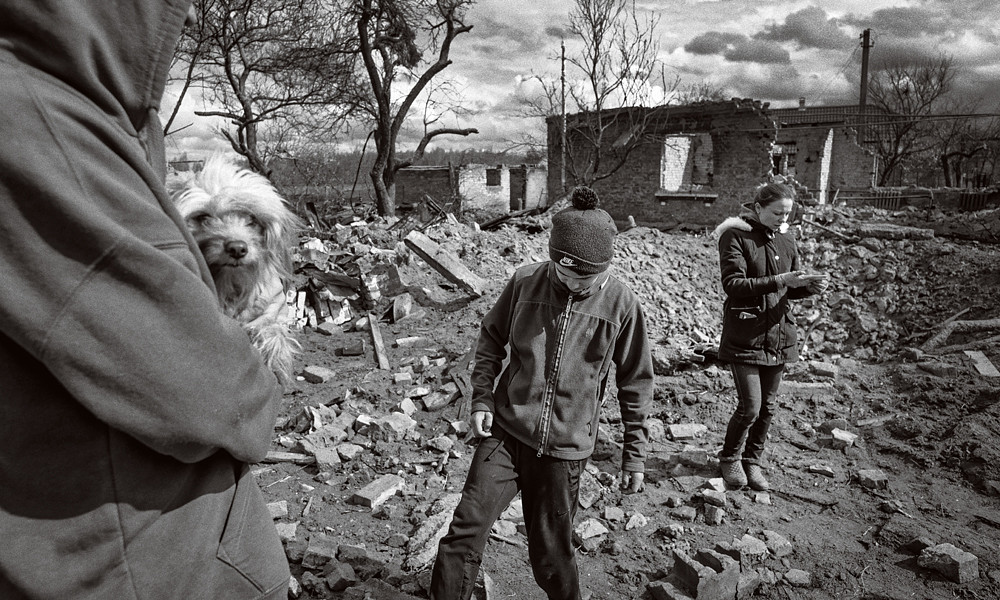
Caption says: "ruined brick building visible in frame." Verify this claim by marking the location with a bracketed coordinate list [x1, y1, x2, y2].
[546, 99, 874, 228]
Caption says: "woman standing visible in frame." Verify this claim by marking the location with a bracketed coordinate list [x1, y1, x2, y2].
[712, 182, 828, 491]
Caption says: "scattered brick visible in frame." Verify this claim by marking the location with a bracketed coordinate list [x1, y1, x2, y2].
[784, 569, 811, 587]
[857, 469, 889, 489]
[918, 543, 979, 583]
[267, 500, 288, 519]
[349, 473, 405, 509]
[324, 561, 357, 592]
[704, 505, 726, 526]
[762, 530, 793, 558]
[302, 365, 336, 384]
[667, 423, 708, 441]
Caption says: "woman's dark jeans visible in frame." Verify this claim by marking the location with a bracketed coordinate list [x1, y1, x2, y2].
[429, 428, 585, 600]
[720, 362, 785, 465]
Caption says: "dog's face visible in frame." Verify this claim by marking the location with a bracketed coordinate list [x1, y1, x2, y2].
[173, 156, 298, 278]
[183, 201, 268, 273]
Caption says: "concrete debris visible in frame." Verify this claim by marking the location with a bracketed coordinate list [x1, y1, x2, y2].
[783, 568, 811, 587]
[667, 423, 708, 441]
[649, 547, 740, 600]
[625, 512, 648, 531]
[856, 469, 889, 489]
[762, 530, 793, 558]
[302, 365, 337, 384]
[349, 474, 406, 509]
[918, 543, 979, 583]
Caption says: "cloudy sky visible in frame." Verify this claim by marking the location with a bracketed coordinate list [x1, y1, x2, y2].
[164, 0, 1000, 159]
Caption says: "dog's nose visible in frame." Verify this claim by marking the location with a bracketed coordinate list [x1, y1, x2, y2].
[225, 241, 248, 259]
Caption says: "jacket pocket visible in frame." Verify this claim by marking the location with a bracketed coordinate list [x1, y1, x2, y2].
[217, 465, 289, 594]
[725, 298, 767, 349]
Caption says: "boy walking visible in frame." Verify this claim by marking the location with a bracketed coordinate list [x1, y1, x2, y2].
[429, 187, 654, 600]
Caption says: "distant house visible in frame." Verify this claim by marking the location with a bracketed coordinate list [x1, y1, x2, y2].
[768, 100, 878, 202]
[546, 99, 777, 228]
[396, 163, 547, 214]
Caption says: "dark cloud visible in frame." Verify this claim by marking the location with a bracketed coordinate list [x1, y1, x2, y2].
[841, 6, 949, 38]
[685, 31, 745, 55]
[724, 38, 790, 64]
[544, 25, 569, 39]
[468, 16, 548, 54]
[723, 64, 804, 103]
[685, 31, 789, 64]
[756, 6, 853, 50]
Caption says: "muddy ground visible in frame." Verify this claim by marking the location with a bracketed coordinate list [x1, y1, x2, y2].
[259, 205, 1000, 600]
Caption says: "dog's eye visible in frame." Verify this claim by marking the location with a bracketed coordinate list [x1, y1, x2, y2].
[247, 214, 265, 232]
[186, 212, 214, 227]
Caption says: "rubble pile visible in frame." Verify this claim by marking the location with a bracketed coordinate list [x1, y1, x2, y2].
[259, 202, 1000, 600]
[289, 204, 999, 370]
[798, 205, 1000, 361]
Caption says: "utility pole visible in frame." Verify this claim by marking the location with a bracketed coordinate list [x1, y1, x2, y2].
[858, 28, 872, 143]
[560, 39, 567, 194]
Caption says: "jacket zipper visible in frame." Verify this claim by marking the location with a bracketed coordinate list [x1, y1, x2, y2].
[538, 295, 574, 457]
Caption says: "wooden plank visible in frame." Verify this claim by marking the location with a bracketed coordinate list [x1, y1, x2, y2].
[369, 313, 391, 370]
[404, 230, 486, 297]
[964, 350, 1000, 377]
[261, 451, 315, 465]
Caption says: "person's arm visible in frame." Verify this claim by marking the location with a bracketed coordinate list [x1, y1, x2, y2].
[468, 273, 518, 417]
[719, 231, 795, 298]
[613, 296, 654, 489]
[0, 143, 281, 464]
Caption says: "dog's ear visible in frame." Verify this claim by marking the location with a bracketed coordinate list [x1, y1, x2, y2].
[263, 202, 303, 286]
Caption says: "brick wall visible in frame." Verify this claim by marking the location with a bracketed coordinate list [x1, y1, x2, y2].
[459, 164, 508, 212]
[396, 168, 453, 208]
[775, 125, 875, 202]
[548, 101, 775, 228]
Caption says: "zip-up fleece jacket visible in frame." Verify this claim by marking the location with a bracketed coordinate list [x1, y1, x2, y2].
[470, 262, 654, 473]
[0, 1, 289, 598]
[714, 212, 813, 366]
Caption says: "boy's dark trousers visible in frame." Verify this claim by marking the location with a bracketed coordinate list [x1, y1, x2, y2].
[429, 427, 585, 600]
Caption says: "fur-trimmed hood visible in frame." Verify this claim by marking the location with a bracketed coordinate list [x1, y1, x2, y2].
[712, 204, 788, 240]
[712, 216, 753, 239]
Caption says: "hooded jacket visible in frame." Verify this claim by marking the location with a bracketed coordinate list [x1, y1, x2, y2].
[470, 262, 653, 473]
[0, 2, 289, 598]
[713, 211, 812, 365]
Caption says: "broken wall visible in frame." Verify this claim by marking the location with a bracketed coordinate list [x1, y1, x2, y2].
[775, 125, 875, 203]
[396, 167, 454, 209]
[547, 101, 776, 229]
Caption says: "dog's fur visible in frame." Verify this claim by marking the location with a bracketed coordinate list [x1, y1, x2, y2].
[172, 154, 302, 385]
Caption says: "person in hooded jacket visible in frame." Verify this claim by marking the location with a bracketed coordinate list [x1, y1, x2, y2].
[712, 181, 828, 492]
[429, 187, 654, 600]
[0, 2, 290, 599]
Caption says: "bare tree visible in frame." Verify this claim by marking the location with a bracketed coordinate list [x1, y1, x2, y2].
[187, 0, 358, 176]
[866, 54, 956, 186]
[163, 4, 210, 137]
[560, 0, 674, 188]
[351, 0, 478, 217]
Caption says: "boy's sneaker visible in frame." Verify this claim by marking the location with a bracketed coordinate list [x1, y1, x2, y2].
[745, 464, 769, 491]
[720, 461, 747, 488]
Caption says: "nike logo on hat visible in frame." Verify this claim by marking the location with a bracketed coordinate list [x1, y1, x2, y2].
[559, 256, 577, 267]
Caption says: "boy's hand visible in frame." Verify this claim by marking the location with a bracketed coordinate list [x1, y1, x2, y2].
[620, 470, 644, 493]
[471, 410, 493, 437]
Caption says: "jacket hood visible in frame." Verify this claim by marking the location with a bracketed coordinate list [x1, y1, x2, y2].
[0, 0, 192, 135]
[712, 203, 789, 239]
[711, 216, 752, 240]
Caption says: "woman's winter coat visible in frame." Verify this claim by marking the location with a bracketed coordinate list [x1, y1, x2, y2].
[714, 213, 812, 365]
[0, 1, 289, 598]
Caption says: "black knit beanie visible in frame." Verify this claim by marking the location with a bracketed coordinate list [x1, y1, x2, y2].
[548, 186, 617, 274]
